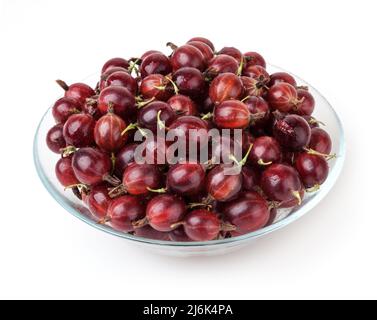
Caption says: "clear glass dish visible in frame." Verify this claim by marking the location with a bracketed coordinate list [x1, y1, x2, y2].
[33, 65, 346, 257]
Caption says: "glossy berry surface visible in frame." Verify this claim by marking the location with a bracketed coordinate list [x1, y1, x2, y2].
[146, 195, 186, 232]
[114, 143, 138, 177]
[98, 86, 135, 118]
[87, 185, 112, 220]
[58, 81, 95, 106]
[104, 71, 138, 95]
[63, 113, 95, 147]
[123, 163, 161, 195]
[206, 165, 242, 202]
[213, 100, 250, 129]
[184, 210, 221, 241]
[218, 47, 243, 63]
[187, 37, 215, 51]
[137, 101, 176, 132]
[249, 136, 282, 166]
[140, 53, 172, 78]
[294, 89, 315, 116]
[260, 164, 302, 203]
[186, 41, 214, 63]
[295, 153, 329, 188]
[269, 72, 297, 87]
[209, 73, 244, 104]
[206, 55, 239, 77]
[94, 112, 127, 152]
[167, 163, 205, 196]
[267, 83, 299, 112]
[108, 195, 145, 232]
[46, 124, 66, 153]
[170, 44, 206, 71]
[139, 74, 173, 101]
[52, 97, 81, 124]
[55, 156, 79, 187]
[72, 147, 113, 186]
[309, 128, 332, 154]
[243, 96, 270, 127]
[223, 192, 270, 235]
[173, 67, 206, 99]
[273, 114, 311, 150]
[167, 95, 198, 116]
[244, 51, 266, 68]
[101, 57, 129, 74]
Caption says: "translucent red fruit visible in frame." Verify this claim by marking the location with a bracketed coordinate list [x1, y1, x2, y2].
[293, 89, 315, 116]
[169, 226, 191, 242]
[57, 81, 96, 106]
[46, 124, 66, 153]
[249, 136, 282, 167]
[267, 83, 300, 112]
[98, 86, 135, 118]
[242, 65, 270, 85]
[72, 147, 116, 186]
[309, 128, 332, 155]
[169, 116, 209, 147]
[123, 163, 162, 195]
[209, 73, 244, 104]
[137, 101, 176, 132]
[244, 51, 266, 68]
[278, 187, 305, 209]
[55, 156, 79, 187]
[139, 53, 172, 78]
[139, 74, 173, 101]
[134, 226, 170, 241]
[243, 96, 270, 127]
[107, 196, 145, 232]
[94, 112, 127, 153]
[114, 143, 138, 177]
[183, 210, 221, 241]
[52, 97, 81, 124]
[103, 71, 138, 95]
[188, 37, 215, 51]
[167, 163, 206, 196]
[241, 166, 259, 191]
[273, 114, 311, 150]
[206, 164, 242, 202]
[241, 76, 266, 97]
[186, 41, 214, 63]
[260, 164, 302, 203]
[295, 153, 329, 188]
[87, 185, 112, 220]
[170, 44, 206, 72]
[101, 57, 129, 74]
[213, 100, 250, 129]
[223, 191, 270, 235]
[167, 95, 198, 116]
[206, 55, 239, 77]
[140, 50, 163, 61]
[173, 67, 206, 99]
[218, 47, 243, 63]
[146, 195, 186, 232]
[63, 113, 95, 147]
[269, 72, 297, 87]
[100, 67, 130, 90]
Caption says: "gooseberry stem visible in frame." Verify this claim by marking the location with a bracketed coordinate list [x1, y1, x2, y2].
[291, 190, 302, 206]
[56, 79, 69, 91]
[147, 187, 167, 194]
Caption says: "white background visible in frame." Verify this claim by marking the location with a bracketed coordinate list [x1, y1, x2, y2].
[0, 0, 376, 300]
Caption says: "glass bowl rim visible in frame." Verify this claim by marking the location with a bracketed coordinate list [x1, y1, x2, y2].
[33, 65, 346, 247]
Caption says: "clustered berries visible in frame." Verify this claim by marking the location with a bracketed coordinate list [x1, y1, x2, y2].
[46, 37, 335, 242]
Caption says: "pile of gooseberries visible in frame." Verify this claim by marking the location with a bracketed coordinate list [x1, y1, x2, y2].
[46, 37, 335, 242]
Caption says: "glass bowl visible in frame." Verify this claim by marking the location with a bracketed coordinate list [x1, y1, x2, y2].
[34, 65, 346, 257]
